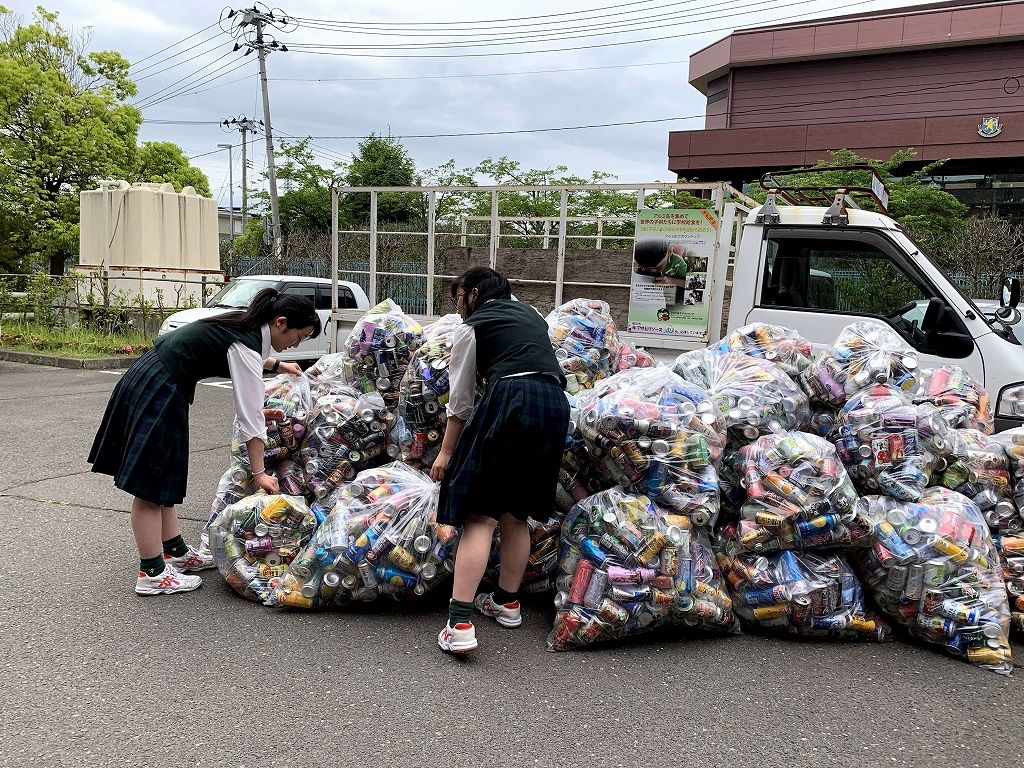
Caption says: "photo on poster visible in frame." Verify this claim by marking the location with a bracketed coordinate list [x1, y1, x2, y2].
[627, 209, 718, 338]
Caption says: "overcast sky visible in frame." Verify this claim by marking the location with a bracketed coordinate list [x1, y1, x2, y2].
[9, 0, 935, 205]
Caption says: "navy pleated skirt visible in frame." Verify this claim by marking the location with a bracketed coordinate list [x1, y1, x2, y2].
[438, 374, 570, 526]
[88, 349, 190, 506]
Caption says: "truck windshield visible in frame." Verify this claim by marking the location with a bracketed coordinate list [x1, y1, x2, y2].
[890, 225, 987, 319]
[205, 279, 281, 309]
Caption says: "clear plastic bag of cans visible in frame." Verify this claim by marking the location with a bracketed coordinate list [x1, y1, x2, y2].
[673, 348, 811, 444]
[269, 463, 457, 609]
[305, 352, 360, 399]
[914, 365, 993, 434]
[799, 320, 919, 407]
[996, 535, 1024, 637]
[230, 374, 311, 469]
[340, 299, 423, 408]
[717, 525, 890, 640]
[938, 429, 1021, 534]
[546, 298, 620, 394]
[733, 432, 866, 554]
[547, 488, 736, 651]
[300, 390, 394, 502]
[833, 384, 951, 502]
[577, 367, 725, 528]
[393, 313, 461, 468]
[208, 493, 318, 603]
[724, 322, 814, 378]
[615, 342, 656, 373]
[854, 489, 1013, 674]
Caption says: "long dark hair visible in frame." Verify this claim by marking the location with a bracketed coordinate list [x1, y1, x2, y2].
[451, 266, 511, 317]
[201, 288, 321, 336]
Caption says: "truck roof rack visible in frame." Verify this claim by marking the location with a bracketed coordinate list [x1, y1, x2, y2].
[757, 164, 891, 226]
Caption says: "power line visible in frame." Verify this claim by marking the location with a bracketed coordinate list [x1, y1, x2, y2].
[129, 22, 220, 66]
[284, 0, 882, 58]
[135, 50, 240, 108]
[291, 1, 731, 42]
[290, 0, 672, 28]
[139, 57, 255, 110]
[131, 32, 226, 76]
[131, 39, 229, 82]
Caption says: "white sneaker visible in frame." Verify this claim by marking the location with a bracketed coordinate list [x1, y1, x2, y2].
[136, 563, 202, 596]
[437, 622, 478, 654]
[164, 546, 216, 572]
[474, 592, 523, 628]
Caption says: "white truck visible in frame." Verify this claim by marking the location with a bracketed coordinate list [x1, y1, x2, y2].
[324, 178, 1023, 431]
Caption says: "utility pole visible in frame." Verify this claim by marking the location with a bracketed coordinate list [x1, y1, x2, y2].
[217, 143, 235, 239]
[228, 6, 290, 262]
[220, 115, 263, 231]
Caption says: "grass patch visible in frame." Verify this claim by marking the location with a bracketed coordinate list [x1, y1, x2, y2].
[0, 322, 152, 358]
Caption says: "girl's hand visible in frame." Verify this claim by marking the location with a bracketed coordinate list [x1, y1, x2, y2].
[254, 472, 280, 494]
[278, 362, 304, 377]
[430, 449, 452, 483]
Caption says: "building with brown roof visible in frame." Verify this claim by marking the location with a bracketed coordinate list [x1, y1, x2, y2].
[668, 0, 1024, 219]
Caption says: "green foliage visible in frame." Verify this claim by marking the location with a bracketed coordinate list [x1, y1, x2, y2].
[342, 134, 419, 224]
[0, 6, 141, 274]
[0, 320, 151, 357]
[133, 140, 211, 196]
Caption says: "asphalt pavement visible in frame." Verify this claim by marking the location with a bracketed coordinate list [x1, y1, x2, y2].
[1, 359, 1023, 768]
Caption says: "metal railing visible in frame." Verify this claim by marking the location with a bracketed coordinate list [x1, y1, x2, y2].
[327, 182, 756, 349]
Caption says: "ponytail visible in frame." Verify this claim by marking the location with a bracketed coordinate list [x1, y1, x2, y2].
[201, 287, 321, 336]
[451, 266, 512, 318]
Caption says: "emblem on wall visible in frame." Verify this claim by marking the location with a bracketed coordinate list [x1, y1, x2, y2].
[978, 116, 1003, 138]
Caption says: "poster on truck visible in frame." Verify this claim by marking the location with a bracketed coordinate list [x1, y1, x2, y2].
[627, 208, 717, 338]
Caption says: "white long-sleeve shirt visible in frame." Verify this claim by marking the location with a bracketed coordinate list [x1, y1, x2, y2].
[226, 324, 272, 442]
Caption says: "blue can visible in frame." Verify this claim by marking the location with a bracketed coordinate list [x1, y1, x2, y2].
[578, 536, 611, 566]
[776, 550, 807, 583]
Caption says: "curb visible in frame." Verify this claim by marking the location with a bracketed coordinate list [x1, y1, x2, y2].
[0, 349, 140, 370]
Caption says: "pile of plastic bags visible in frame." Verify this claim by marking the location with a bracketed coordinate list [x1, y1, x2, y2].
[546, 298, 620, 393]
[717, 530, 890, 640]
[915, 365, 993, 433]
[577, 368, 724, 527]
[854, 488, 1013, 674]
[548, 488, 735, 650]
[300, 389, 393, 500]
[340, 299, 423, 408]
[800, 321, 920, 407]
[268, 463, 457, 608]
[674, 349, 811, 442]
[392, 314, 461, 468]
[209, 494, 318, 603]
[723, 322, 814, 378]
[732, 431, 865, 553]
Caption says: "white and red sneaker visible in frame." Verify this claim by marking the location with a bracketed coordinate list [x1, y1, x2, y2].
[474, 592, 523, 628]
[437, 622, 478, 654]
[136, 563, 202, 596]
[164, 546, 216, 573]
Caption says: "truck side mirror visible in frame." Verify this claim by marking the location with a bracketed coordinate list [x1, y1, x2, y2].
[1001, 277, 1021, 310]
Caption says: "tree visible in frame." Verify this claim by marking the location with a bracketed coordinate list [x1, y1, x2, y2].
[935, 216, 1024, 298]
[342, 134, 419, 224]
[0, 6, 141, 274]
[749, 148, 968, 253]
[422, 156, 711, 248]
[133, 141, 210, 196]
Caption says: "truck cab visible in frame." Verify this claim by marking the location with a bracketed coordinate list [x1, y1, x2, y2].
[728, 200, 1024, 431]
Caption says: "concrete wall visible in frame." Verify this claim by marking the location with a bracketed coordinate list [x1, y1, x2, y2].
[441, 246, 634, 327]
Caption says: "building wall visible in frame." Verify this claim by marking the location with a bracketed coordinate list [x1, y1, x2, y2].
[721, 41, 1024, 128]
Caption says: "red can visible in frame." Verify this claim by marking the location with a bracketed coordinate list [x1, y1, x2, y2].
[568, 560, 594, 604]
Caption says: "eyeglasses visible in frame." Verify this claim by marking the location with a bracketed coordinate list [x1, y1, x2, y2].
[451, 292, 464, 311]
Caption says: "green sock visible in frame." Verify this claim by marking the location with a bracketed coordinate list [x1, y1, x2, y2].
[448, 599, 474, 627]
[140, 554, 166, 577]
[162, 534, 189, 557]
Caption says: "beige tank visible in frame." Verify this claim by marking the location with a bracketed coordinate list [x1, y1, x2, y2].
[79, 181, 224, 306]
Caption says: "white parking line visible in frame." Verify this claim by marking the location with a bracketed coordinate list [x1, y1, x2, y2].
[97, 370, 233, 390]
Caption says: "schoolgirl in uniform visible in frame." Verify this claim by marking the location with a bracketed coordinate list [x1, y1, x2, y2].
[431, 267, 570, 654]
[89, 288, 320, 595]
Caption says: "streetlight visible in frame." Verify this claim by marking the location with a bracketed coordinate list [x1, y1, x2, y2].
[218, 143, 235, 241]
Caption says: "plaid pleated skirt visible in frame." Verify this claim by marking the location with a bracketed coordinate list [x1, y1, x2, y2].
[88, 349, 190, 506]
[438, 374, 570, 526]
